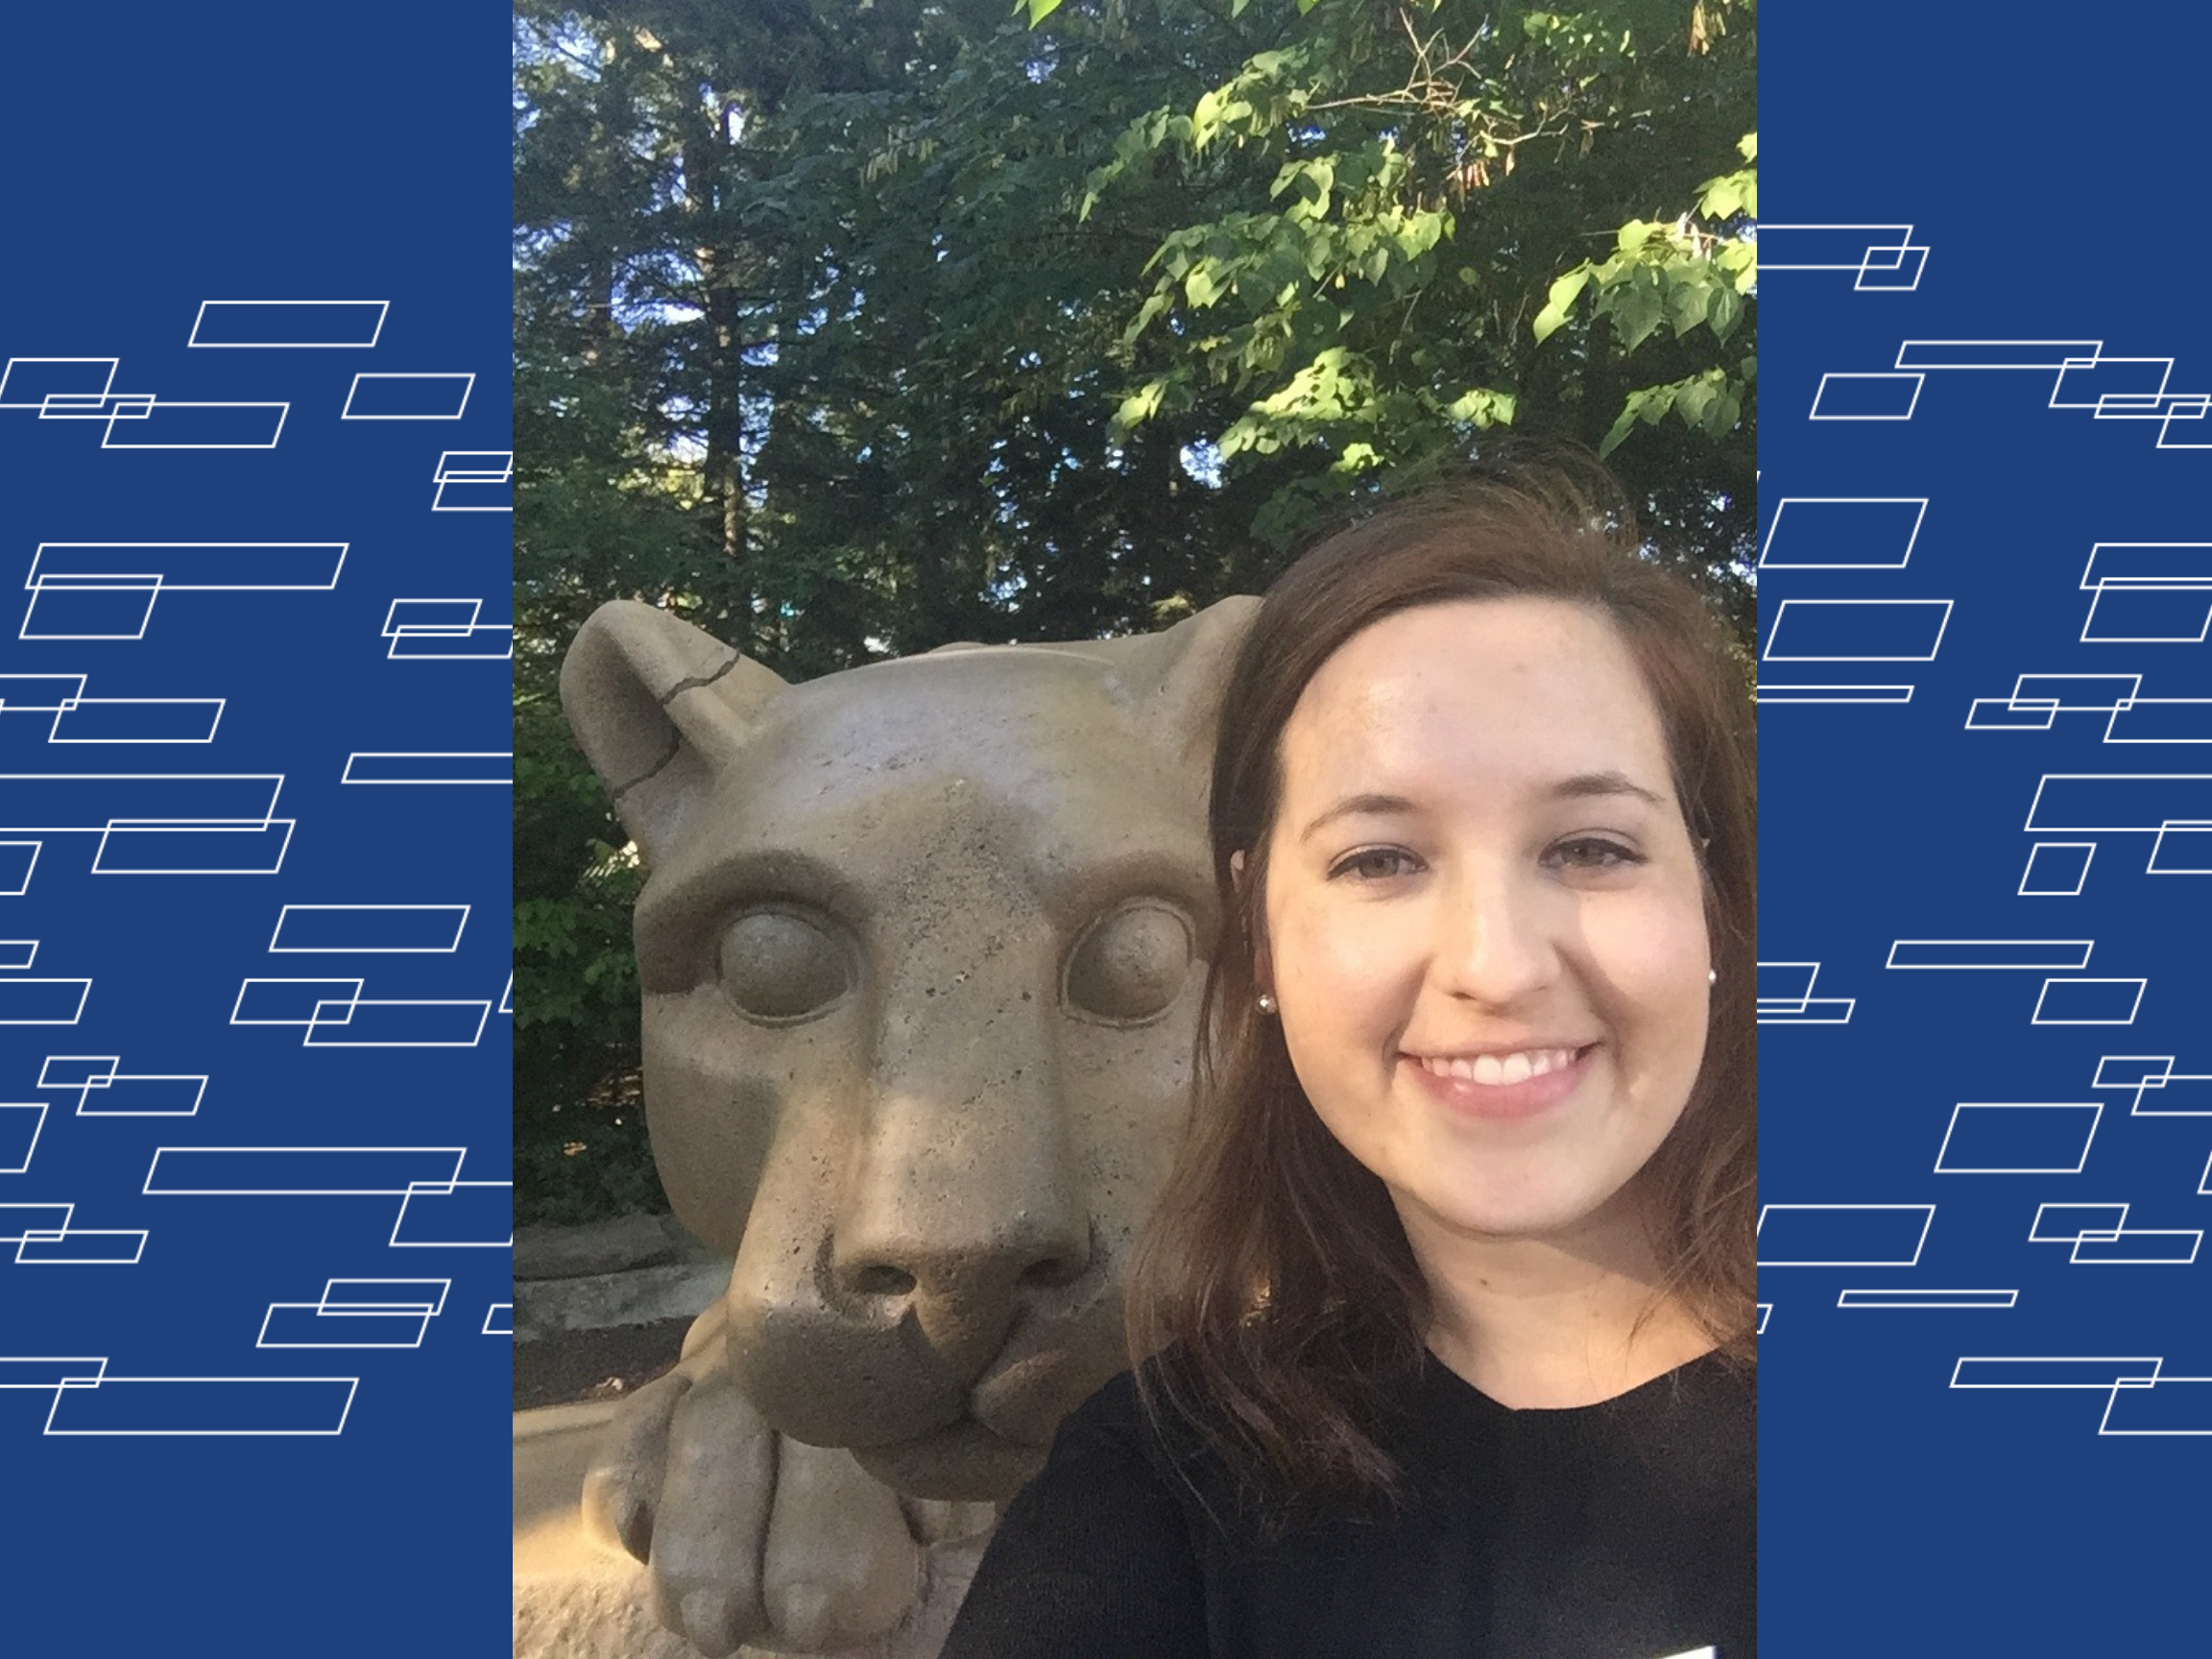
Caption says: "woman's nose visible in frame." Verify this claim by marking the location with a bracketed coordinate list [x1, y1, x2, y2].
[1432, 866, 1557, 1004]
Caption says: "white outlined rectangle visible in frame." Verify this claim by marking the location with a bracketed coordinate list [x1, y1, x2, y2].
[0, 772, 284, 832]
[2147, 824, 2212, 874]
[28, 542, 347, 590]
[2071, 1231, 2200, 1264]
[269, 905, 469, 954]
[43, 1376, 358, 1436]
[257, 1306, 433, 1349]
[1811, 373, 1924, 420]
[0, 357, 118, 406]
[1765, 599, 1954, 662]
[93, 821, 296, 876]
[2019, 843, 2095, 896]
[433, 450, 512, 482]
[1837, 1288, 2017, 1309]
[2031, 1202, 2130, 1242]
[1887, 940, 2094, 971]
[1934, 1103, 2102, 1174]
[0, 1103, 48, 1173]
[0, 842, 39, 894]
[341, 753, 511, 784]
[2032, 979, 2147, 1024]
[16, 1230, 148, 1265]
[301, 1000, 491, 1047]
[1952, 1357, 2159, 1388]
[101, 402, 287, 449]
[1757, 226, 1917, 270]
[50, 700, 225, 745]
[189, 300, 388, 349]
[142, 1145, 467, 1195]
[1757, 1205, 1935, 1266]
[1759, 498, 1928, 569]
[2027, 774, 2212, 831]
[1758, 685, 1914, 705]
[0, 980, 91, 1024]
[341, 373, 473, 420]
[2101, 1378, 2212, 1436]
[1895, 340, 2102, 370]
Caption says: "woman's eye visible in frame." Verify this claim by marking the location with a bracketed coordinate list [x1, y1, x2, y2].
[1330, 847, 1423, 881]
[1547, 837, 1645, 870]
[717, 907, 854, 1023]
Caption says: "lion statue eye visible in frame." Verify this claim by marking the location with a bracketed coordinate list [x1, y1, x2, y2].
[717, 907, 853, 1024]
[1063, 901, 1193, 1024]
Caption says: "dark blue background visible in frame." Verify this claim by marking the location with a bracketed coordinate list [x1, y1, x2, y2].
[1, 6, 512, 1648]
[1765, 9, 2211, 1651]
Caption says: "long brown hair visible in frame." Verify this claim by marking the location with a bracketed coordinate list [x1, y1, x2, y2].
[1123, 463, 1757, 1517]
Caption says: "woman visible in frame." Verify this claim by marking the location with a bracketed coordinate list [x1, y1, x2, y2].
[941, 468, 1756, 1659]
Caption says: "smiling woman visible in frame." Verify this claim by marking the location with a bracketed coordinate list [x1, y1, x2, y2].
[941, 464, 1757, 1659]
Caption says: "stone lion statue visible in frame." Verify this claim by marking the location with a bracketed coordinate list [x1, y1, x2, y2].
[556, 597, 1256, 1656]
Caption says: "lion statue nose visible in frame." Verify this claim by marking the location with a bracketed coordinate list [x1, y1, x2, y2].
[830, 1183, 1096, 1384]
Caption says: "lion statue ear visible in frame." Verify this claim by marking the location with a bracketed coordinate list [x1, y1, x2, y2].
[560, 601, 788, 866]
[1101, 595, 1263, 767]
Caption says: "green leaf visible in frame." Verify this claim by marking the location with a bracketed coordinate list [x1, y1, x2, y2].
[1667, 277, 1712, 335]
[1443, 387, 1517, 425]
[1708, 284, 1743, 343]
[1675, 379, 1714, 429]
[1532, 265, 1591, 342]
[1611, 282, 1663, 351]
[1020, 0, 1061, 25]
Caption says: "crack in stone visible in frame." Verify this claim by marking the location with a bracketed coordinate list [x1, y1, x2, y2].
[658, 648, 743, 707]
[609, 650, 739, 801]
[608, 726, 682, 804]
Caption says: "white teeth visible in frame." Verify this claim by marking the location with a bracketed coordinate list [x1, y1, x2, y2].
[1421, 1047, 1578, 1085]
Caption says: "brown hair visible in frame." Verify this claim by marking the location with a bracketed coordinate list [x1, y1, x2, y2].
[1123, 462, 1757, 1518]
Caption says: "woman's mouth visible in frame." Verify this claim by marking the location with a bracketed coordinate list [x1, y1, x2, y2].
[1402, 1044, 1596, 1119]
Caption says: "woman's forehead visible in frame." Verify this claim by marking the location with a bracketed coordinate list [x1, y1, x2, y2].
[1277, 598, 1668, 791]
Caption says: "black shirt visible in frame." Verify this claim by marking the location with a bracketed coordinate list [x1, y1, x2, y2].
[942, 1351, 1754, 1659]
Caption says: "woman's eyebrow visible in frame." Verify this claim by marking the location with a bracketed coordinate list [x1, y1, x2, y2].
[1298, 792, 1417, 842]
[1551, 769, 1664, 805]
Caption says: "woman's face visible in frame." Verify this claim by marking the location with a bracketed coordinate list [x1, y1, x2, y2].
[1259, 597, 1711, 1253]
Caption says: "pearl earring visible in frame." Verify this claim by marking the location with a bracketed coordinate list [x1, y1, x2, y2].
[1708, 970, 1718, 986]
[1256, 992, 1277, 1015]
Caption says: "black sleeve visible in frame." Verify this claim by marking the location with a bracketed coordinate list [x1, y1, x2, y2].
[939, 1378, 1212, 1659]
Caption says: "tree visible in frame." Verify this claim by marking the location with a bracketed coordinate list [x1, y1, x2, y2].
[511, 0, 1757, 1218]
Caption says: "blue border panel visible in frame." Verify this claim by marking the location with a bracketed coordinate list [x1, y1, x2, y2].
[0, 7, 510, 1649]
[1766, 12, 2212, 1653]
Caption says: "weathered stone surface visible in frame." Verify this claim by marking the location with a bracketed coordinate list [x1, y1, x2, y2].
[515, 1214, 682, 1281]
[516, 1402, 693, 1658]
[516, 1402, 993, 1659]
[513, 1260, 733, 1341]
